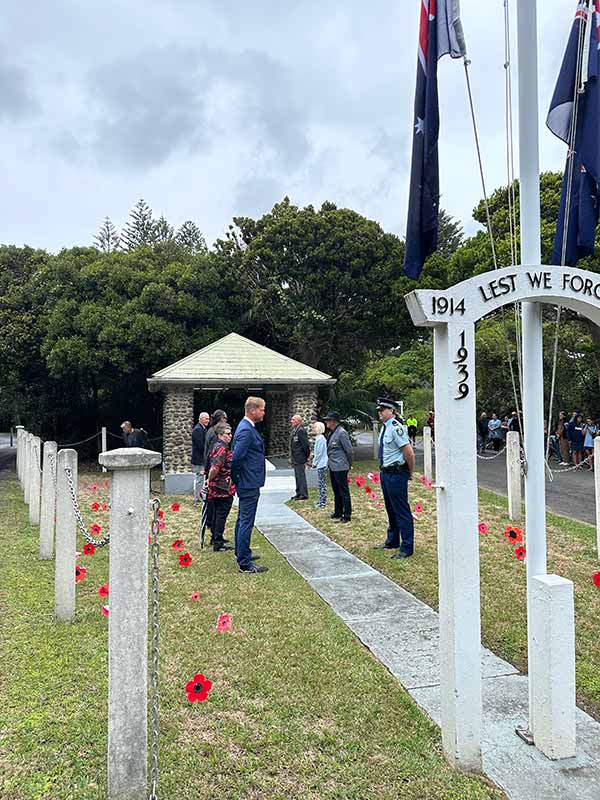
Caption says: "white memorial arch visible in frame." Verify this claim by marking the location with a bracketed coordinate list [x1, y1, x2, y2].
[405, 264, 600, 771]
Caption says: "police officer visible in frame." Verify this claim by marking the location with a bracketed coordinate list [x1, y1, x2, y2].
[373, 398, 416, 558]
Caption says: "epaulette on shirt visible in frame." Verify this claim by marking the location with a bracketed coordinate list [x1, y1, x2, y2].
[392, 420, 400, 426]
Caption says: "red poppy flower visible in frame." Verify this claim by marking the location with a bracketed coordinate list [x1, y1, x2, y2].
[90, 502, 100, 511]
[371, 473, 380, 484]
[420, 475, 427, 484]
[593, 572, 600, 587]
[191, 591, 201, 602]
[179, 552, 192, 567]
[89, 484, 99, 492]
[103, 481, 109, 489]
[75, 565, 87, 583]
[83, 543, 95, 556]
[90, 523, 102, 536]
[355, 476, 366, 488]
[217, 613, 232, 632]
[347, 477, 353, 485]
[414, 503, 424, 514]
[101, 604, 109, 617]
[375, 503, 383, 509]
[98, 584, 109, 598]
[478, 522, 488, 535]
[102, 503, 109, 511]
[158, 509, 164, 519]
[514, 546, 526, 561]
[185, 673, 213, 702]
[159, 521, 166, 531]
[365, 485, 373, 494]
[503, 526, 523, 544]
[170, 502, 181, 512]
[425, 479, 433, 489]
[172, 539, 185, 552]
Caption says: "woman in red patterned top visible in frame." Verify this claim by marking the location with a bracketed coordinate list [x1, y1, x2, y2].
[207, 423, 236, 552]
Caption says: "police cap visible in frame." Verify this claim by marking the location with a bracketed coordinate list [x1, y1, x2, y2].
[376, 397, 399, 411]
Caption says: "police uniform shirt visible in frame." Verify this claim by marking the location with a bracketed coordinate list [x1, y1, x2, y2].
[380, 418, 410, 467]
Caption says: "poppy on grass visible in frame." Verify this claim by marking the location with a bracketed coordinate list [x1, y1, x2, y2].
[514, 546, 526, 561]
[83, 543, 95, 556]
[159, 521, 166, 531]
[217, 613, 232, 632]
[355, 476, 366, 488]
[98, 584, 109, 598]
[90, 502, 100, 511]
[101, 605, 109, 617]
[75, 565, 87, 583]
[371, 473, 380, 484]
[102, 481, 109, 489]
[158, 509, 164, 519]
[171, 502, 181, 512]
[191, 592, 201, 602]
[503, 526, 523, 544]
[425, 479, 433, 489]
[420, 475, 427, 484]
[172, 539, 185, 552]
[347, 477, 353, 485]
[593, 572, 600, 587]
[478, 522, 488, 535]
[185, 673, 213, 703]
[414, 503, 424, 514]
[89, 484, 99, 493]
[365, 485, 373, 494]
[102, 503, 109, 511]
[179, 552, 192, 567]
[90, 523, 102, 536]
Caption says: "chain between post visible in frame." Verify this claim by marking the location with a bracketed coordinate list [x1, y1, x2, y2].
[149, 498, 161, 800]
[64, 467, 110, 548]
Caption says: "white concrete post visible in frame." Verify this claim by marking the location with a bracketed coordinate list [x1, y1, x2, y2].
[372, 420, 379, 460]
[29, 436, 42, 526]
[506, 431, 522, 523]
[433, 322, 482, 771]
[98, 447, 162, 800]
[101, 427, 108, 472]
[16, 426, 24, 483]
[423, 426, 433, 483]
[55, 449, 77, 623]
[530, 575, 576, 758]
[594, 437, 600, 559]
[24, 433, 33, 506]
[39, 441, 58, 560]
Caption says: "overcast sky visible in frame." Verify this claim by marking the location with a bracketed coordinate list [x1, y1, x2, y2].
[0, 1, 576, 253]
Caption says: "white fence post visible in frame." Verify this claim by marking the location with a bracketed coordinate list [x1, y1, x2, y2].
[101, 427, 108, 472]
[506, 431, 522, 523]
[24, 433, 33, 506]
[98, 447, 162, 800]
[16, 426, 24, 484]
[595, 438, 600, 560]
[29, 436, 42, 526]
[55, 449, 77, 623]
[40, 441, 58, 560]
[530, 575, 576, 759]
[372, 420, 379, 460]
[423, 426, 433, 482]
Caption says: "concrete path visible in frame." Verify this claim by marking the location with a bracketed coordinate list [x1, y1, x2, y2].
[255, 481, 600, 800]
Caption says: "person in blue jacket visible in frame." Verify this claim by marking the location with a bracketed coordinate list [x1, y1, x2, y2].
[231, 396, 268, 574]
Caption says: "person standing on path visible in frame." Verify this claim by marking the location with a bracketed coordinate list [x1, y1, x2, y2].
[487, 413, 503, 452]
[289, 414, 310, 500]
[556, 411, 571, 465]
[406, 415, 418, 445]
[192, 411, 210, 502]
[324, 411, 353, 523]
[231, 397, 268, 574]
[206, 423, 236, 552]
[120, 421, 147, 447]
[310, 421, 328, 508]
[477, 412, 489, 453]
[373, 398, 415, 559]
[583, 417, 597, 471]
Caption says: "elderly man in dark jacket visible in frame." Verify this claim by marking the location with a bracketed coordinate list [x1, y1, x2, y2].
[191, 411, 210, 501]
[289, 414, 310, 501]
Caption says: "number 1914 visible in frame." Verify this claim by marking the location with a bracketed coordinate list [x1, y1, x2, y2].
[431, 296, 465, 315]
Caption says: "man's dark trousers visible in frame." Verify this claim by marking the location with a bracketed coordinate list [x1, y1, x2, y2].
[211, 495, 234, 550]
[293, 464, 308, 498]
[329, 469, 351, 519]
[234, 488, 260, 569]
[381, 470, 414, 554]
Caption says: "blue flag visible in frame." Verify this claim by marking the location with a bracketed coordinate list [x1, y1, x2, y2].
[403, 0, 466, 280]
[547, 1, 600, 265]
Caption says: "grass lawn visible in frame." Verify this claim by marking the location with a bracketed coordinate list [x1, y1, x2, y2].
[0, 473, 503, 800]
[294, 459, 600, 721]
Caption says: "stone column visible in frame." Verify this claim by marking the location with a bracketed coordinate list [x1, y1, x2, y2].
[24, 433, 33, 505]
[267, 390, 289, 456]
[289, 384, 319, 423]
[506, 431, 522, 523]
[595, 437, 600, 559]
[16, 425, 24, 484]
[372, 421, 379, 460]
[40, 441, 57, 560]
[162, 385, 194, 476]
[55, 448, 77, 623]
[423, 426, 433, 482]
[29, 435, 42, 525]
[98, 447, 162, 800]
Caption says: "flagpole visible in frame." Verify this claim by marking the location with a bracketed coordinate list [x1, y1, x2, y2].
[516, 0, 547, 736]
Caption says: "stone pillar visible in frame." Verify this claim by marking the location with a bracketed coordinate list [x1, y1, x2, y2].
[24, 433, 33, 505]
[40, 441, 57, 560]
[16, 425, 24, 483]
[29, 435, 42, 525]
[289, 384, 319, 423]
[162, 385, 194, 493]
[267, 390, 289, 456]
[507, 431, 522, 523]
[595, 437, 600, 559]
[55, 448, 77, 623]
[373, 421, 379, 460]
[98, 447, 162, 800]
[530, 575, 576, 759]
[101, 427, 108, 472]
[423, 426, 433, 482]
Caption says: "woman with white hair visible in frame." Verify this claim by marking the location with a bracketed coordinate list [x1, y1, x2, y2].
[311, 421, 328, 508]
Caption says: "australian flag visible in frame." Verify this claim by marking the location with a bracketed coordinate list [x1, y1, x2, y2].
[547, 0, 600, 265]
[403, 0, 466, 280]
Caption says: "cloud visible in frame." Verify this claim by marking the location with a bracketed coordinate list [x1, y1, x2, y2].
[0, 54, 38, 120]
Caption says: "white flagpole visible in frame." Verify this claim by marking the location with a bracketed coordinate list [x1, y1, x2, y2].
[516, 0, 548, 735]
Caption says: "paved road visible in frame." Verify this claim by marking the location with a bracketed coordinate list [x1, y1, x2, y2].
[355, 431, 596, 526]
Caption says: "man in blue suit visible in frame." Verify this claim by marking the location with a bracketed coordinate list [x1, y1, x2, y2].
[231, 396, 268, 574]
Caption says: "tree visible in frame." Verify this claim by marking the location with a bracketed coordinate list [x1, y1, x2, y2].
[177, 220, 207, 254]
[121, 199, 157, 250]
[153, 215, 175, 243]
[94, 217, 121, 253]
[436, 209, 464, 259]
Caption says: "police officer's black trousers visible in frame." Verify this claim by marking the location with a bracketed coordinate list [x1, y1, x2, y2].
[381, 470, 414, 554]
[330, 469, 351, 520]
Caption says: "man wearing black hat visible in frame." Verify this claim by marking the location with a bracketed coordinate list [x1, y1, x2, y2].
[374, 398, 415, 558]
[324, 411, 353, 523]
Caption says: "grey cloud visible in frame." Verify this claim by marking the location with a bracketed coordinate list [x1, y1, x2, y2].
[234, 174, 284, 217]
[0, 54, 38, 120]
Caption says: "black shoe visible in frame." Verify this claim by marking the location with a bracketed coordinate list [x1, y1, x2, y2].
[213, 544, 234, 552]
[290, 496, 300, 501]
[340, 518, 351, 524]
[391, 551, 413, 559]
[239, 564, 269, 574]
[296, 495, 309, 500]
[330, 513, 341, 519]
[374, 543, 396, 550]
